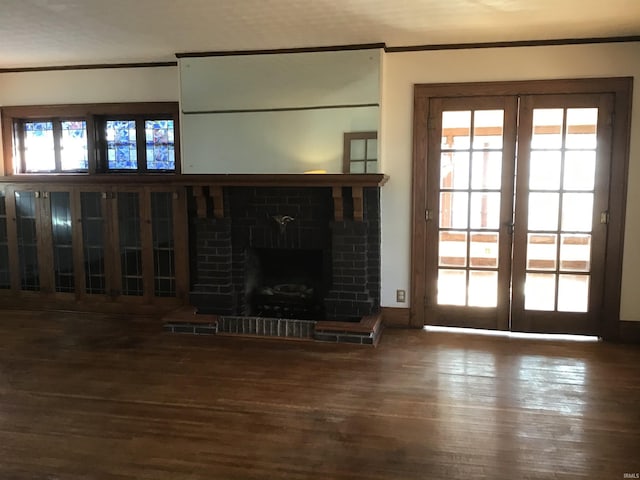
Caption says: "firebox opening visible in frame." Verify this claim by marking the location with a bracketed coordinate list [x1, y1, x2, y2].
[245, 248, 327, 320]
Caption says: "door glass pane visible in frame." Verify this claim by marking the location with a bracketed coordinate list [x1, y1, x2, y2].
[437, 107, 506, 310]
[440, 152, 469, 189]
[469, 270, 497, 307]
[526, 234, 557, 271]
[118, 192, 143, 296]
[50, 192, 74, 293]
[151, 192, 175, 297]
[470, 192, 500, 229]
[60, 121, 88, 171]
[437, 269, 466, 306]
[439, 231, 467, 267]
[561, 193, 593, 232]
[563, 151, 596, 191]
[442, 110, 471, 150]
[15, 191, 39, 290]
[528, 193, 559, 231]
[471, 151, 502, 189]
[531, 109, 564, 149]
[523, 104, 601, 317]
[558, 274, 589, 312]
[439, 192, 468, 229]
[470, 232, 498, 268]
[81, 192, 106, 295]
[566, 108, 598, 149]
[442, 111, 471, 149]
[529, 151, 561, 190]
[473, 110, 504, 149]
[525, 273, 556, 311]
[0, 191, 9, 289]
[560, 234, 591, 272]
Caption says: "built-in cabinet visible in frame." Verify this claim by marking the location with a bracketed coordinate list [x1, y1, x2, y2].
[0, 182, 188, 312]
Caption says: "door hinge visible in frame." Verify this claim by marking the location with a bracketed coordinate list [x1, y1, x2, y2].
[600, 211, 610, 224]
[425, 209, 434, 221]
[427, 117, 437, 130]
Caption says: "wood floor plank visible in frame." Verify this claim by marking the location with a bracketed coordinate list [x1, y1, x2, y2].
[0, 310, 639, 479]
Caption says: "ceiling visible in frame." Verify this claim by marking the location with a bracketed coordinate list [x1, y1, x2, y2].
[1, 0, 639, 69]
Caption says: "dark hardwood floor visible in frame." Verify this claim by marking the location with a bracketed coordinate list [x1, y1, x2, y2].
[0, 310, 639, 479]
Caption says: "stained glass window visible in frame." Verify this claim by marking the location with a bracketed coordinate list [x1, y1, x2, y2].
[106, 120, 138, 170]
[24, 122, 55, 172]
[20, 120, 88, 172]
[10, 105, 178, 174]
[60, 121, 88, 171]
[145, 120, 175, 170]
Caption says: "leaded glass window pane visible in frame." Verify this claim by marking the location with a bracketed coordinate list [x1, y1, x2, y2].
[60, 121, 88, 171]
[151, 192, 175, 297]
[24, 121, 55, 172]
[106, 120, 137, 170]
[15, 191, 39, 291]
[81, 192, 106, 295]
[50, 192, 74, 293]
[146, 120, 175, 171]
[118, 192, 143, 296]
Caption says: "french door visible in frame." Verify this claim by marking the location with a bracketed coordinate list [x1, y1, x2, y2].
[424, 92, 614, 335]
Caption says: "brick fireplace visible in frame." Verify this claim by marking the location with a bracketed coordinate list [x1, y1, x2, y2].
[188, 177, 383, 322]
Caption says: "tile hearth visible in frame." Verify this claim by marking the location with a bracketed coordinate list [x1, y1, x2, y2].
[162, 308, 383, 346]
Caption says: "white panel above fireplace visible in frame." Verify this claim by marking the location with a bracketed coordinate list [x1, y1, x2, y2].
[179, 48, 381, 174]
[182, 106, 378, 174]
[180, 49, 380, 111]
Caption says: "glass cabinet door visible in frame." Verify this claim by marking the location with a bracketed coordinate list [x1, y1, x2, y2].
[0, 190, 10, 289]
[151, 192, 176, 297]
[80, 192, 107, 295]
[49, 191, 75, 293]
[14, 190, 40, 291]
[116, 192, 144, 296]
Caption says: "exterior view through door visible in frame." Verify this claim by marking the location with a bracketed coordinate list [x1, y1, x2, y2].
[411, 79, 632, 337]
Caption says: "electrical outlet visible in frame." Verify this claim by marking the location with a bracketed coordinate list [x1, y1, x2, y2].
[396, 289, 406, 303]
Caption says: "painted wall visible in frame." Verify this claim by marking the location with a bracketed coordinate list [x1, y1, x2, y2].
[179, 50, 380, 173]
[380, 42, 640, 321]
[0, 67, 178, 106]
[1, 43, 639, 322]
[0, 66, 179, 176]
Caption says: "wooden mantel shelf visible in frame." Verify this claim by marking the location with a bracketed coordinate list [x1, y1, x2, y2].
[0, 173, 388, 222]
[0, 173, 389, 188]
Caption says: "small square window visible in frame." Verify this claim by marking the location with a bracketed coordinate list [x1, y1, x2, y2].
[343, 131, 378, 173]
